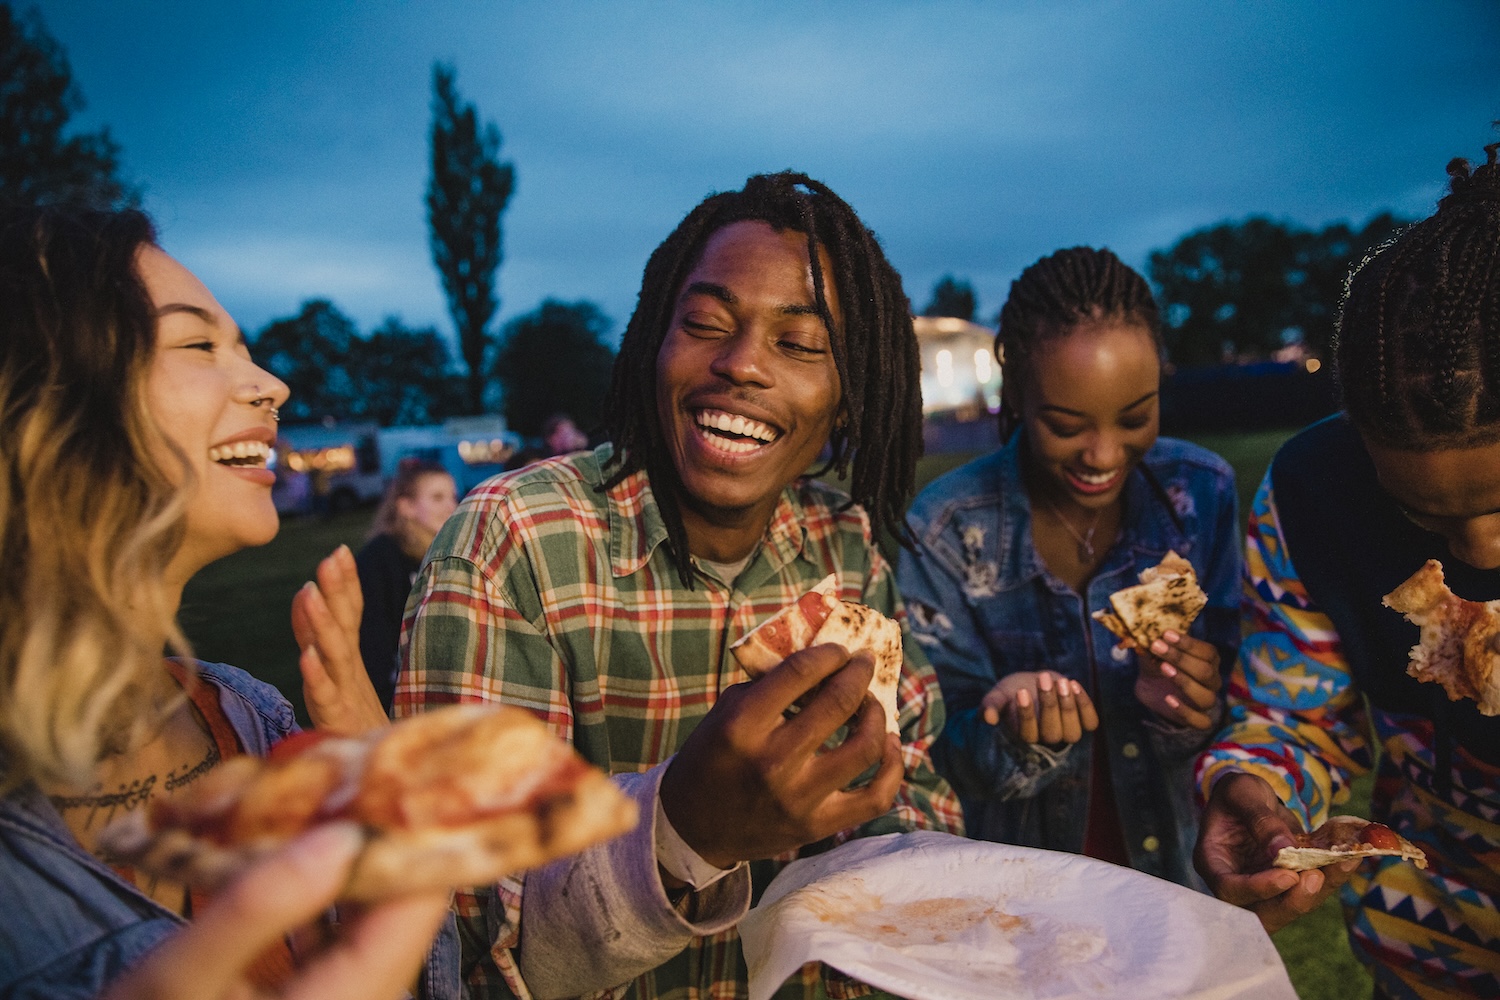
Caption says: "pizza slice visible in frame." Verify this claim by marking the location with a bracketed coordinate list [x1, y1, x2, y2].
[1382, 559, 1500, 716]
[98, 704, 638, 901]
[1091, 550, 1208, 650]
[1273, 814, 1427, 870]
[730, 575, 903, 735]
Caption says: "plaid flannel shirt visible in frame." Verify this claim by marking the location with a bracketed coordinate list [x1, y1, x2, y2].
[395, 444, 963, 1000]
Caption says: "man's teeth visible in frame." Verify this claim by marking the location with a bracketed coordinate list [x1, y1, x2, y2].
[209, 440, 270, 466]
[696, 410, 777, 444]
[1073, 469, 1118, 485]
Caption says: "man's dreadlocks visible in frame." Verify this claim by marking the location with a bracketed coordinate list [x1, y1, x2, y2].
[601, 171, 921, 587]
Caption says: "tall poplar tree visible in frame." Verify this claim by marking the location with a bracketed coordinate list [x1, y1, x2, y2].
[425, 64, 515, 414]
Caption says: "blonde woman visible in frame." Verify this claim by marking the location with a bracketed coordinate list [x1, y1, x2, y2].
[357, 459, 458, 710]
[0, 206, 451, 998]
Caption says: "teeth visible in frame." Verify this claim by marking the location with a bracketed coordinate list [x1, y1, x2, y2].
[696, 409, 776, 443]
[1074, 470, 1117, 485]
[209, 440, 270, 466]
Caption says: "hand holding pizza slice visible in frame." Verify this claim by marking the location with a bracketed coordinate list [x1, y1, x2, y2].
[1273, 814, 1427, 871]
[99, 704, 638, 901]
[730, 575, 903, 735]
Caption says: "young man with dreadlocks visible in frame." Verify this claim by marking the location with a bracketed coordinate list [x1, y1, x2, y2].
[396, 172, 962, 1000]
[896, 247, 1240, 890]
[1195, 146, 1500, 998]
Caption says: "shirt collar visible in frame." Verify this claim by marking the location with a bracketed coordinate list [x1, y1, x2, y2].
[592, 443, 810, 579]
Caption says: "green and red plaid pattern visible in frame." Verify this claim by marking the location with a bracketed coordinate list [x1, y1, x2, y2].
[396, 445, 962, 1000]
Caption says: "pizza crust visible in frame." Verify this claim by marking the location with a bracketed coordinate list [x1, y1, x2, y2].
[1091, 550, 1207, 650]
[1382, 559, 1500, 716]
[1272, 815, 1427, 871]
[98, 704, 639, 901]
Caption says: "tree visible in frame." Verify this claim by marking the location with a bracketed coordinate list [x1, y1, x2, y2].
[922, 275, 977, 321]
[493, 299, 614, 438]
[426, 64, 515, 415]
[0, 3, 137, 207]
[1148, 213, 1409, 366]
[352, 318, 465, 426]
[252, 300, 363, 424]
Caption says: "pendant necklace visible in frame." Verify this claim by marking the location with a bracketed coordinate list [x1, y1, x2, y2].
[1043, 496, 1104, 563]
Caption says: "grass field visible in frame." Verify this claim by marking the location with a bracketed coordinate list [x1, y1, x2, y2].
[179, 427, 1371, 999]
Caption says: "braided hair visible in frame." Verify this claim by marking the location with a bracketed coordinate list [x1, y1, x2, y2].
[995, 246, 1163, 439]
[602, 171, 921, 588]
[1336, 143, 1500, 449]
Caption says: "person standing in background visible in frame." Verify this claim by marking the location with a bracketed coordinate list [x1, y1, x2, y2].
[356, 458, 458, 712]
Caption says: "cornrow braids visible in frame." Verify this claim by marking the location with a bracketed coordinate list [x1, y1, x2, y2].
[1337, 143, 1500, 449]
[995, 246, 1163, 438]
[601, 171, 921, 588]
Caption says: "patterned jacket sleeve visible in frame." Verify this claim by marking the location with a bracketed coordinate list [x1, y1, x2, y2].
[852, 545, 966, 838]
[1194, 470, 1375, 830]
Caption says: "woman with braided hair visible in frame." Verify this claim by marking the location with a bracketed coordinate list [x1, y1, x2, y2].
[1195, 145, 1500, 998]
[897, 246, 1241, 888]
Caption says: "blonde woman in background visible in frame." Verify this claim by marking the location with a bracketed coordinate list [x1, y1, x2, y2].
[0, 205, 453, 999]
[356, 458, 458, 711]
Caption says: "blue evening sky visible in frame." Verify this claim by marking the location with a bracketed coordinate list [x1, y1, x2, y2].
[34, 1, 1500, 345]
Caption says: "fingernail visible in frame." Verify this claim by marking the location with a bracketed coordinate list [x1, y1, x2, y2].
[1163, 630, 1179, 642]
[1161, 663, 1177, 678]
[1165, 694, 1181, 709]
[1017, 689, 1031, 708]
[1038, 673, 1052, 692]
[1151, 639, 1169, 655]
[984, 707, 999, 725]
[1072, 680, 1085, 696]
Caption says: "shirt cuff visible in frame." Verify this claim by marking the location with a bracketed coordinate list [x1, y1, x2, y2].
[654, 794, 744, 891]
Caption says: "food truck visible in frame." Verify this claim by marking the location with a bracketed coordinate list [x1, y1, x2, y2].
[914, 315, 1002, 453]
[273, 416, 520, 515]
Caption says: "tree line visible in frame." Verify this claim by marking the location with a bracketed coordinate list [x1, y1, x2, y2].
[5, 0, 1412, 435]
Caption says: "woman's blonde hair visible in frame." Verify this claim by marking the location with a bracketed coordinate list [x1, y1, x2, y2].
[0, 206, 194, 790]
[366, 457, 452, 559]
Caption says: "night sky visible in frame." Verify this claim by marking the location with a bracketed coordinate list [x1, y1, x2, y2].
[34, 0, 1500, 346]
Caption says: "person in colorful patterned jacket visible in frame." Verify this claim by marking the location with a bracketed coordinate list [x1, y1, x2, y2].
[1194, 145, 1500, 998]
[397, 172, 962, 1000]
[898, 247, 1239, 889]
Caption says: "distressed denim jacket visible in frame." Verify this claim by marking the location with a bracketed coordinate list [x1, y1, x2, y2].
[0, 660, 460, 1000]
[896, 435, 1240, 887]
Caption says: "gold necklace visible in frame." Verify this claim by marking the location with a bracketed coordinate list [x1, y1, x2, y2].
[1042, 496, 1104, 563]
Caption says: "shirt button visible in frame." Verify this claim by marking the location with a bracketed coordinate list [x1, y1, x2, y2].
[1121, 742, 1140, 759]
[1110, 643, 1131, 663]
[1142, 835, 1161, 853]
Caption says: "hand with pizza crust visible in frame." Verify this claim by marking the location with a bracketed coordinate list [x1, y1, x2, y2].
[101, 823, 450, 1000]
[981, 671, 1099, 747]
[1194, 772, 1358, 934]
[1134, 628, 1222, 729]
[292, 545, 389, 737]
[658, 643, 903, 871]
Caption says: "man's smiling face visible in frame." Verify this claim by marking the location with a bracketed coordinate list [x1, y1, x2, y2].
[655, 220, 842, 554]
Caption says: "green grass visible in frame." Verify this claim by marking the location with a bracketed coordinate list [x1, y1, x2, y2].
[179, 427, 1369, 999]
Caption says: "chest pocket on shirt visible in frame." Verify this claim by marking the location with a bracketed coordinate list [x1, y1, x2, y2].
[987, 629, 1053, 678]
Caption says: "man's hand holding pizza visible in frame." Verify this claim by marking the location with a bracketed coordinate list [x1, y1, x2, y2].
[1194, 772, 1357, 935]
[658, 643, 902, 872]
[981, 671, 1098, 748]
[1134, 629, 1222, 730]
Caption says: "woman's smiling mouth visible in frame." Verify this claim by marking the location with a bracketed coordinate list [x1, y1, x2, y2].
[1066, 467, 1123, 495]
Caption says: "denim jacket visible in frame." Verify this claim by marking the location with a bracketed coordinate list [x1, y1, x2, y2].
[896, 435, 1239, 887]
[0, 660, 460, 1000]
